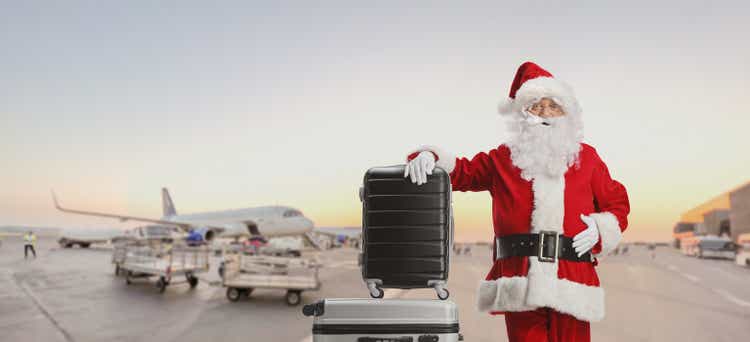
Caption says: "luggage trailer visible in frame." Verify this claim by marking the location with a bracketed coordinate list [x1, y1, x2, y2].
[221, 254, 321, 306]
[112, 241, 210, 293]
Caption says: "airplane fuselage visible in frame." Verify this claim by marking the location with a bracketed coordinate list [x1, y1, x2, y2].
[162, 205, 314, 238]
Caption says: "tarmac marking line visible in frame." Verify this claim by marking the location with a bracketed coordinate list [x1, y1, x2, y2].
[17, 280, 75, 342]
[713, 289, 750, 307]
[679, 272, 700, 283]
[712, 266, 744, 281]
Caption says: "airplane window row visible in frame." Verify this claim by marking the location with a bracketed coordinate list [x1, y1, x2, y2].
[283, 210, 302, 217]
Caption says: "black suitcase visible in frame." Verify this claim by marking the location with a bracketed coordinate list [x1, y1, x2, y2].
[359, 165, 453, 300]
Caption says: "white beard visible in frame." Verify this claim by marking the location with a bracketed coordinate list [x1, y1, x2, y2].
[506, 113, 584, 181]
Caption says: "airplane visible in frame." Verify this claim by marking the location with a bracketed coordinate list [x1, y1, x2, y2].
[52, 188, 318, 246]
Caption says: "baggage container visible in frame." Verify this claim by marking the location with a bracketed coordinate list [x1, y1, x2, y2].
[360, 165, 453, 299]
[303, 298, 461, 342]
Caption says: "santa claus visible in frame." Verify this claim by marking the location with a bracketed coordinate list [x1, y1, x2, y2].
[405, 61, 629, 342]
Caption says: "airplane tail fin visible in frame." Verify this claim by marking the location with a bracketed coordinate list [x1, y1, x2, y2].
[161, 188, 177, 217]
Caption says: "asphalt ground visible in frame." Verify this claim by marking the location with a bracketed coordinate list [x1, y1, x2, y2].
[1, 237, 749, 342]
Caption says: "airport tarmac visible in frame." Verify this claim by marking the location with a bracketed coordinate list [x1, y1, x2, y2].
[1, 237, 750, 342]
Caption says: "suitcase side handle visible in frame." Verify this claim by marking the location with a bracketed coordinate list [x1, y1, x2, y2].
[357, 337, 414, 342]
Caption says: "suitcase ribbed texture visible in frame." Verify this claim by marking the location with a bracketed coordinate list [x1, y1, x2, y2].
[361, 165, 452, 288]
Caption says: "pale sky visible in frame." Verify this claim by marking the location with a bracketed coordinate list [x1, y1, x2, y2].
[2, 1, 749, 242]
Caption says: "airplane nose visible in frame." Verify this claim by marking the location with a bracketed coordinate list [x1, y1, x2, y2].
[303, 217, 314, 230]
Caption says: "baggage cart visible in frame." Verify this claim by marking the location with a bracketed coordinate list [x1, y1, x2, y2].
[221, 253, 320, 305]
[112, 240, 209, 293]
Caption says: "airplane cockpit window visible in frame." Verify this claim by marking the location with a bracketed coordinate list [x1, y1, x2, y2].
[283, 209, 302, 218]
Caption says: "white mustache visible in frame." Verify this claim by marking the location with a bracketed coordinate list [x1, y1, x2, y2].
[522, 111, 552, 126]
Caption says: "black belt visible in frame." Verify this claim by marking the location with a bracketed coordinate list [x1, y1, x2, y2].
[495, 231, 593, 263]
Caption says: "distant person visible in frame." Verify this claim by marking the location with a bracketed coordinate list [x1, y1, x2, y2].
[24, 231, 37, 259]
[648, 243, 656, 259]
[622, 245, 629, 255]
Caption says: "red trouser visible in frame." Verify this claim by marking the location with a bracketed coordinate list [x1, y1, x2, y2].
[504, 308, 590, 342]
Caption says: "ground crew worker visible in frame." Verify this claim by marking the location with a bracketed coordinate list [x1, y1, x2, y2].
[24, 230, 37, 259]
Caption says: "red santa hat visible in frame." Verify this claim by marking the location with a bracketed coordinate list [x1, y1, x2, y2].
[497, 61, 581, 117]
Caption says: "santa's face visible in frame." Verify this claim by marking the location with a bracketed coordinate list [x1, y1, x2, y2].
[507, 97, 583, 180]
[527, 97, 566, 118]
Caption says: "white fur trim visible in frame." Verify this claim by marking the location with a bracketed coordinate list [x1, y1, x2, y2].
[477, 276, 535, 312]
[407, 145, 456, 173]
[590, 211, 623, 256]
[498, 76, 581, 117]
[474, 171, 607, 322]
[477, 276, 605, 322]
[498, 97, 513, 116]
[526, 174, 565, 304]
[529, 174, 565, 234]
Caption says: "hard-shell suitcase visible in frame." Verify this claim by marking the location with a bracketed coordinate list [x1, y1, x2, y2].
[302, 298, 462, 342]
[359, 165, 453, 300]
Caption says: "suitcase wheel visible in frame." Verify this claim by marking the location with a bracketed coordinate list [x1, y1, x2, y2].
[436, 287, 449, 300]
[369, 285, 384, 299]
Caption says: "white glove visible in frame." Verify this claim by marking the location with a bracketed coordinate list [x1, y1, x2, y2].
[573, 214, 600, 257]
[404, 151, 436, 185]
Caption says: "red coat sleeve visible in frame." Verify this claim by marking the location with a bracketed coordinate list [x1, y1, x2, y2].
[407, 148, 495, 193]
[450, 151, 495, 192]
[588, 151, 630, 256]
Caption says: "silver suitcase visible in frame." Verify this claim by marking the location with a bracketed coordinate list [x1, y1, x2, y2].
[302, 298, 461, 342]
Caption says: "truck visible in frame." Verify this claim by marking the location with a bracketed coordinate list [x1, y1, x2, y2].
[681, 235, 736, 260]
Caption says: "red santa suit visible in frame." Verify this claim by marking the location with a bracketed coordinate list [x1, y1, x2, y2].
[407, 62, 629, 341]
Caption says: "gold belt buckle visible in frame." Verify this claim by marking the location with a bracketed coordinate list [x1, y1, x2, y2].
[538, 231, 559, 262]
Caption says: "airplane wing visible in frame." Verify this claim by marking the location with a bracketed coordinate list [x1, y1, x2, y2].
[51, 191, 225, 234]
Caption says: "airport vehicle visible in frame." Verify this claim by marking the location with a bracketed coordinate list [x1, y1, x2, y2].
[221, 253, 320, 305]
[59, 225, 184, 248]
[360, 165, 453, 300]
[113, 240, 209, 293]
[735, 233, 750, 267]
[681, 235, 736, 259]
[53, 188, 319, 246]
[264, 236, 304, 257]
[303, 299, 462, 342]
[673, 222, 696, 249]
[58, 227, 126, 248]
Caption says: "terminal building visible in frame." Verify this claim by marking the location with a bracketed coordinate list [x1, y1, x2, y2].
[673, 181, 750, 246]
